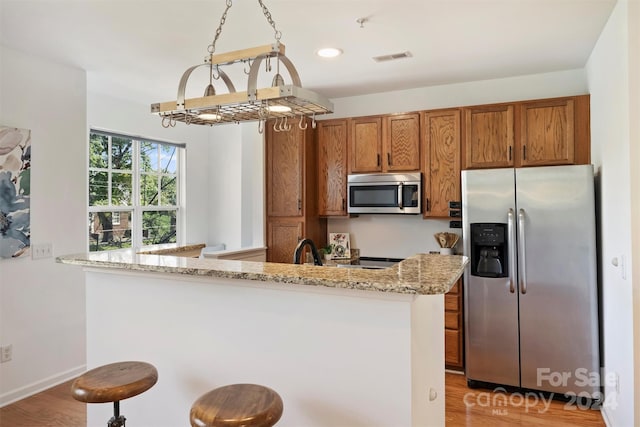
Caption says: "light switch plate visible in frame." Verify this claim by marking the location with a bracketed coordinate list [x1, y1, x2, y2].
[32, 242, 53, 259]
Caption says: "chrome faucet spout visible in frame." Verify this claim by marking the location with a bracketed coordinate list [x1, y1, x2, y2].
[293, 238, 323, 266]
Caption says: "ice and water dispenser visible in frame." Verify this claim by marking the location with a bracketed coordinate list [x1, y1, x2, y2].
[470, 223, 508, 278]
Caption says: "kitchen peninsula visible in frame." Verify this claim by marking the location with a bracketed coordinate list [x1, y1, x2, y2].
[57, 251, 467, 427]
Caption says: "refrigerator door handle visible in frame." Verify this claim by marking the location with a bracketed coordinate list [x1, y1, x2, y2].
[518, 208, 527, 294]
[507, 209, 516, 293]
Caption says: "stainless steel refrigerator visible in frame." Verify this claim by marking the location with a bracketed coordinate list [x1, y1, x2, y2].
[461, 164, 600, 398]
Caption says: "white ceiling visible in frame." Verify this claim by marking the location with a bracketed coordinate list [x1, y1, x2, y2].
[0, 0, 616, 106]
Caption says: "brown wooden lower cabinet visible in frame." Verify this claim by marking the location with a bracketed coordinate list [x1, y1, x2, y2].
[267, 221, 303, 264]
[445, 279, 464, 370]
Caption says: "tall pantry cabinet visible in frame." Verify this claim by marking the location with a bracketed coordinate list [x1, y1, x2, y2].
[265, 118, 327, 263]
[317, 119, 349, 217]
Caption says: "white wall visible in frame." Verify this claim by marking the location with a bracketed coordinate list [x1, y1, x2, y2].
[0, 46, 87, 405]
[629, 0, 640, 422]
[586, 1, 636, 425]
[241, 124, 265, 248]
[206, 124, 242, 248]
[327, 69, 589, 257]
[87, 90, 211, 246]
[328, 68, 588, 119]
[0, 47, 214, 407]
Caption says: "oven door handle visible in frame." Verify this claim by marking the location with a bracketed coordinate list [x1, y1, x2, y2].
[397, 183, 404, 209]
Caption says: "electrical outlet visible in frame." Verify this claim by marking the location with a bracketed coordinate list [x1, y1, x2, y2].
[0, 344, 12, 363]
[32, 242, 53, 259]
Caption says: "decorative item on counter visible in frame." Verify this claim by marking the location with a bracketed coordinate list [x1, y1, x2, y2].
[320, 244, 334, 261]
[329, 233, 351, 259]
[434, 232, 460, 255]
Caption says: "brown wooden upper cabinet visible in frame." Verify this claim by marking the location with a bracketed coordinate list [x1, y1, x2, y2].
[266, 122, 305, 217]
[422, 109, 461, 218]
[317, 119, 348, 216]
[520, 98, 575, 166]
[385, 113, 421, 171]
[350, 116, 383, 173]
[463, 104, 515, 169]
[349, 113, 420, 173]
[462, 95, 590, 169]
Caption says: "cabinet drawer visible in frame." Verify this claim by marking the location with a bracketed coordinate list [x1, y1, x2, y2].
[444, 311, 460, 330]
[445, 329, 462, 366]
[444, 293, 460, 311]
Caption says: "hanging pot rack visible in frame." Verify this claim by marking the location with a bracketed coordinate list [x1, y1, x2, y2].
[151, 0, 333, 130]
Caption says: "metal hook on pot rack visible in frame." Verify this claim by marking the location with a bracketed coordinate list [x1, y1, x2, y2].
[298, 116, 307, 130]
[162, 114, 176, 128]
[211, 64, 221, 80]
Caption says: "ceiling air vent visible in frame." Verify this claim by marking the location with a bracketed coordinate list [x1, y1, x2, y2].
[372, 51, 413, 62]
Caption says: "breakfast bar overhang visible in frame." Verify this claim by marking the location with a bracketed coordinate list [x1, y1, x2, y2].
[57, 252, 467, 427]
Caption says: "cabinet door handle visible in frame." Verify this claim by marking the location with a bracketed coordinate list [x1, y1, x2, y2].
[342, 198, 346, 211]
[298, 199, 302, 211]
[387, 152, 391, 166]
[377, 154, 381, 167]
[425, 197, 430, 212]
[508, 146, 512, 161]
[523, 145, 527, 160]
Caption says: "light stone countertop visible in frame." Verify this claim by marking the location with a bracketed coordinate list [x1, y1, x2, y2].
[56, 250, 468, 295]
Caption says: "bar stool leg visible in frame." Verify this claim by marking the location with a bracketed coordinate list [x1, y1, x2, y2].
[107, 401, 126, 427]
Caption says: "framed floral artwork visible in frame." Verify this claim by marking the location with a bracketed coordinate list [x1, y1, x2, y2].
[0, 126, 31, 259]
[329, 232, 351, 259]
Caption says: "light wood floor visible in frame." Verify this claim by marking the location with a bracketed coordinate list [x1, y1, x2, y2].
[0, 373, 605, 426]
[0, 379, 85, 427]
[445, 372, 605, 426]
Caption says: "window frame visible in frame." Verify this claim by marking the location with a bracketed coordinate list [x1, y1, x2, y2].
[88, 128, 186, 252]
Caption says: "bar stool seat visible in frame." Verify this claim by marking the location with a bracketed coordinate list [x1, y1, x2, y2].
[71, 361, 158, 427]
[190, 383, 283, 427]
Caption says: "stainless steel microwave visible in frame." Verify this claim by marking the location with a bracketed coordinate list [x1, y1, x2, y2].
[347, 172, 421, 214]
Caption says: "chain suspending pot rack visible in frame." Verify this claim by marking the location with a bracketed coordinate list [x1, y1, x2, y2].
[151, 0, 333, 132]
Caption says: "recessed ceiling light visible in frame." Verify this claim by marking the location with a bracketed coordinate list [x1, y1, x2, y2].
[267, 105, 292, 113]
[317, 48, 343, 58]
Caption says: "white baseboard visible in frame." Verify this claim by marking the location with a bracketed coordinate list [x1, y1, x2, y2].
[600, 406, 613, 427]
[0, 364, 86, 407]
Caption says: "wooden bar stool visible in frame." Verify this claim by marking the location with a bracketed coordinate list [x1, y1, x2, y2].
[71, 361, 158, 427]
[190, 383, 283, 427]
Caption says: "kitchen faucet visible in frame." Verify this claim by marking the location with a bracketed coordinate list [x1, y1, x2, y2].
[293, 239, 323, 266]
